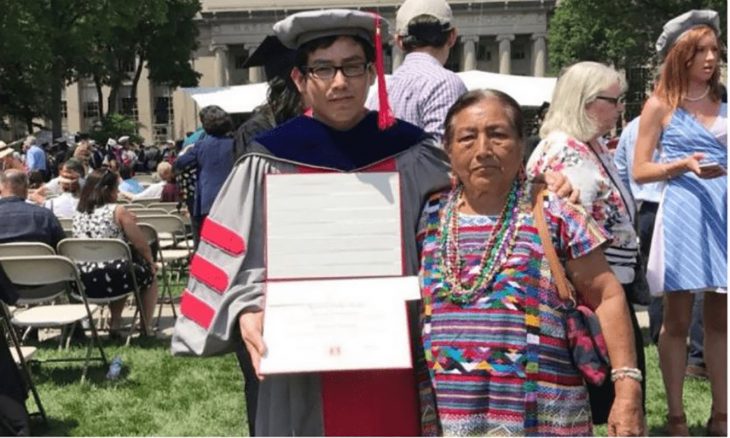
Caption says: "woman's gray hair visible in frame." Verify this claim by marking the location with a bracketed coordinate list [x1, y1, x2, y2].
[539, 61, 627, 142]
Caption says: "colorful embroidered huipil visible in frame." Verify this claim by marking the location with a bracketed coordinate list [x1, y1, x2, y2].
[418, 189, 608, 436]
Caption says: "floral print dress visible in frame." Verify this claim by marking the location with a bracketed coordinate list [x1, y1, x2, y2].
[526, 131, 638, 284]
[72, 204, 153, 299]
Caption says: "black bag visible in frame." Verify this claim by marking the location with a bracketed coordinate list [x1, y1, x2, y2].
[626, 251, 651, 305]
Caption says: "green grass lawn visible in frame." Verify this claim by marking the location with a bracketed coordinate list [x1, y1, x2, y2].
[28, 337, 246, 436]
[24, 339, 712, 436]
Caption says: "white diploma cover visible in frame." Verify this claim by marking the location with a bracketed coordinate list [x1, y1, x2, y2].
[260, 172, 420, 374]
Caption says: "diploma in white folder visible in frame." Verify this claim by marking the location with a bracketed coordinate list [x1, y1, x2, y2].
[260, 172, 419, 374]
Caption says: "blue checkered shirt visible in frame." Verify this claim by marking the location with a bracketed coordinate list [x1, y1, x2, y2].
[368, 52, 467, 145]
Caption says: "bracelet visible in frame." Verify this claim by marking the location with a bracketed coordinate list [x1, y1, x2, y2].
[661, 163, 673, 180]
[610, 367, 643, 383]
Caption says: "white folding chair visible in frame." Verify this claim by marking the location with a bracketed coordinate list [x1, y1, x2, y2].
[138, 215, 191, 262]
[0, 242, 55, 257]
[135, 198, 161, 207]
[137, 223, 158, 249]
[137, 223, 176, 327]
[0, 256, 108, 381]
[0, 243, 59, 343]
[123, 204, 147, 212]
[133, 208, 169, 217]
[138, 216, 190, 324]
[1, 304, 46, 423]
[58, 218, 73, 236]
[57, 238, 149, 345]
[147, 202, 181, 214]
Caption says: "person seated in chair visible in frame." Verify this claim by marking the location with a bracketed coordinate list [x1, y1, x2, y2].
[73, 169, 159, 336]
[0, 169, 65, 248]
[121, 162, 179, 202]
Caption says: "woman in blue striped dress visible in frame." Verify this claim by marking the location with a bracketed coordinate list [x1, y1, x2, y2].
[633, 10, 726, 437]
[418, 89, 644, 436]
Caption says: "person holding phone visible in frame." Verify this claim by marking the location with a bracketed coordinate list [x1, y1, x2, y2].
[633, 10, 726, 436]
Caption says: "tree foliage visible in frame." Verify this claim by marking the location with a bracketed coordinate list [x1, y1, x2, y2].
[89, 113, 142, 145]
[81, 0, 201, 117]
[0, 0, 201, 136]
[549, 0, 727, 72]
[0, 1, 54, 130]
[548, 0, 727, 118]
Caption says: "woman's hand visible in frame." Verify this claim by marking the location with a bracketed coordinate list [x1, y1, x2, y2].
[27, 189, 45, 205]
[683, 152, 727, 179]
[607, 392, 646, 436]
[567, 251, 645, 436]
[533, 171, 581, 204]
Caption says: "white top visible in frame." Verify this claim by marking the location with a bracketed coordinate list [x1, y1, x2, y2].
[128, 181, 165, 201]
[708, 102, 727, 146]
[44, 192, 79, 219]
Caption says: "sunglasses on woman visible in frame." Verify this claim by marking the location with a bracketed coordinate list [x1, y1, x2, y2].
[595, 95, 626, 105]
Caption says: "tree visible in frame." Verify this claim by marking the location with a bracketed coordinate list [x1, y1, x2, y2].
[137, 0, 202, 98]
[89, 113, 142, 145]
[550, 0, 726, 72]
[36, 0, 102, 138]
[0, 0, 200, 137]
[82, 0, 201, 118]
[548, 0, 727, 118]
[0, 1, 54, 131]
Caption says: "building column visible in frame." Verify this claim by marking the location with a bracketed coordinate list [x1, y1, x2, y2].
[391, 44, 404, 72]
[496, 34, 515, 75]
[65, 82, 83, 134]
[245, 43, 265, 83]
[531, 33, 547, 77]
[460, 36, 478, 71]
[210, 44, 228, 87]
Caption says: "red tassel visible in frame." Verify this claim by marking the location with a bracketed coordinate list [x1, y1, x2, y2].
[373, 13, 396, 130]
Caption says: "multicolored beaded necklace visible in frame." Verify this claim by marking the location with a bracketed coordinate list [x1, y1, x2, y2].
[437, 178, 526, 304]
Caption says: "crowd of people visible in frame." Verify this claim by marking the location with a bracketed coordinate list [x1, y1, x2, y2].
[0, 1, 725, 437]
[165, 2, 726, 437]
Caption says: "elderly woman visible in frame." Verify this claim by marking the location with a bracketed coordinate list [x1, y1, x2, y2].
[526, 61, 646, 424]
[633, 10, 726, 436]
[419, 89, 644, 436]
[73, 169, 159, 336]
[173, 105, 235, 246]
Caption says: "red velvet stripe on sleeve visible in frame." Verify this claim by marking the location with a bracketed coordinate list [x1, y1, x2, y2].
[361, 158, 397, 172]
[190, 254, 229, 293]
[180, 290, 215, 329]
[200, 217, 246, 255]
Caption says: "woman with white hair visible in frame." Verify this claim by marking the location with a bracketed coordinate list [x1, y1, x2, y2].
[526, 61, 645, 426]
[122, 161, 179, 202]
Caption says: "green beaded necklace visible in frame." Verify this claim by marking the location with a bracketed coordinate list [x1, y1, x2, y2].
[437, 178, 526, 304]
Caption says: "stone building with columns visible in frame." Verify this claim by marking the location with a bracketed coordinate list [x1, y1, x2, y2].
[59, 0, 554, 143]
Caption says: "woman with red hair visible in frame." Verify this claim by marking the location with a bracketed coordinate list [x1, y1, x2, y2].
[633, 10, 726, 436]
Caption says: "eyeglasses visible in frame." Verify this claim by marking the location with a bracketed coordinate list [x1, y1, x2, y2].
[303, 63, 370, 80]
[595, 95, 626, 105]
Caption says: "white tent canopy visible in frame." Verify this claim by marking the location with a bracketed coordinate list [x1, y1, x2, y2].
[182, 82, 269, 114]
[182, 70, 556, 114]
[455, 71, 556, 107]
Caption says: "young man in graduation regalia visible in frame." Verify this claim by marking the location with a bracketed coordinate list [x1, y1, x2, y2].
[172, 9, 451, 436]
